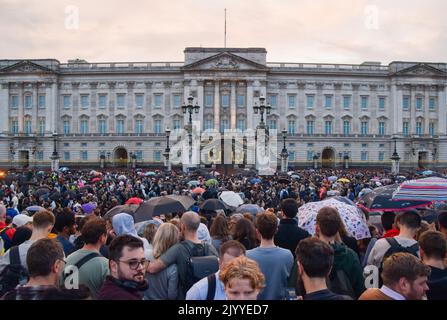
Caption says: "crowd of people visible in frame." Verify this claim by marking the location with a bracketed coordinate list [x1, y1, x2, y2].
[0, 167, 446, 300]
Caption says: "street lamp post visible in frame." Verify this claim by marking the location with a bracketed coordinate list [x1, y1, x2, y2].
[390, 136, 400, 175]
[344, 154, 350, 169]
[107, 152, 111, 168]
[313, 154, 319, 170]
[50, 131, 60, 171]
[253, 96, 271, 130]
[253, 96, 271, 171]
[9, 143, 15, 169]
[163, 127, 171, 172]
[100, 154, 105, 169]
[182, 95, 200, 172]
[131, 153, 137, 169]
[280, 129, 288, 173]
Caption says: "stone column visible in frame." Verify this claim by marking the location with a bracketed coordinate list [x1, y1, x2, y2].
[0, 82, 9, 134]
[90, 82, 98, 133]
[108, 82, 116, 132]
[410, 85, 416, 135]
[214, 81, 220, 130]
[197, 80, 204, 131]
[352, 84, 359, 134]
[126, 81, 135, 133]
[183, 80, 191, 128]
[246, 81, 254, 130]
[144, 81, 152, 132]
[334, 83, 342, 134]
[32, 82, 38, 134]
[230, 81, 236, 129]
[391, 82, 400, 134]
[71, 82, 80, 134]
[18, 82, 24, 133]
[424, 85, 430, 135]
[49, 81, 58, 134]
[439, 85, 447, 135]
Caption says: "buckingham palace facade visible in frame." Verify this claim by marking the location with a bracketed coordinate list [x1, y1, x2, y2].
[0, 47, 446, 170]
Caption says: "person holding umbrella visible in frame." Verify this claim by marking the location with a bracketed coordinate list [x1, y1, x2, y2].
[314, 207, 365, 299]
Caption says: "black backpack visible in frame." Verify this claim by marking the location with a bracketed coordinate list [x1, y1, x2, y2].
[327, 269, 356, 299]
[0, 246, 29, 297]
[378, 237, 419, 286]
[180, 242, 219, 295]
[383, 237, 419, 260]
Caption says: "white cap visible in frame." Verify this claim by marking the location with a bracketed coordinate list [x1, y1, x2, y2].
[12, 214, 33, 227]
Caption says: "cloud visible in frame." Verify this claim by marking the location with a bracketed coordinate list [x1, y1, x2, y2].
[0, 0, 445, 64]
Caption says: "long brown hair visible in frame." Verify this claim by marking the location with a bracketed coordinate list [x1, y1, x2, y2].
[210, 215, 230, 242]
[232, 218, 258, 248]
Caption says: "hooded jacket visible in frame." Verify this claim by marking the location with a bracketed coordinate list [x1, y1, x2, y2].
[331, 242, 365, 299]
[112, 213, 151, 259]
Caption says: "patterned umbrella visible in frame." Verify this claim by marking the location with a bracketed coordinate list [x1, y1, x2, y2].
[358, 184, 431, 212]
[392, 177, 447, 202]
[298, 198, 370, 240]
[330, 196, 355, 206]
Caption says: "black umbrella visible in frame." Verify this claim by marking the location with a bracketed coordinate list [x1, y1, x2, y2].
[63, 190, 77, 199]
[357, 184, 431, 212]
[103, 205, 137, 220]
[133, 196, 189, 222]
[199, 199, 227, 211]
[49, 191, 62, 201]
[79, 185, 94, 193]
[166, 195, 196, 210]
[277, 178, 291, 184]
[34, 187, 50, 198]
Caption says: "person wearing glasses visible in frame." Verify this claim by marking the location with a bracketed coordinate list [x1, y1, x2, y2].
[97, 235, 148, 300]
[1, 238, 90, 300]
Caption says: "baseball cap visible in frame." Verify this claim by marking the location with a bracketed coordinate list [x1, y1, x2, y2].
[12, 214, 33, 227]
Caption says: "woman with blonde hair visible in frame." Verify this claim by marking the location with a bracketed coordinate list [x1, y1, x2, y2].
[219, 256, 265, 300]
[144, 223, 180, 300]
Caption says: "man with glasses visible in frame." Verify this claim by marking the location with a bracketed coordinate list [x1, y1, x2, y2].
[97, 234, 148, 300]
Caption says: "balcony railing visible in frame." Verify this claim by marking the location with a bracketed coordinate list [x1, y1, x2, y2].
[59, 62, 184, 72]
[266, 62, 389, 72]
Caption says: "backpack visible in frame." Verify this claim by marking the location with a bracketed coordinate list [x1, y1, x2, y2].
[62, 252, 101, 282]
[378, 237, 419, 286]
[0, 246, 29, 297]
[180, 242, 219, 295]
[327, 269, 356, 299]
[383, 237, 419, 260]
[206, 273, 217, 301]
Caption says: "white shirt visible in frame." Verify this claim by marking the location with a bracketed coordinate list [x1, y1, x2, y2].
[380, 285, 406, 300]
